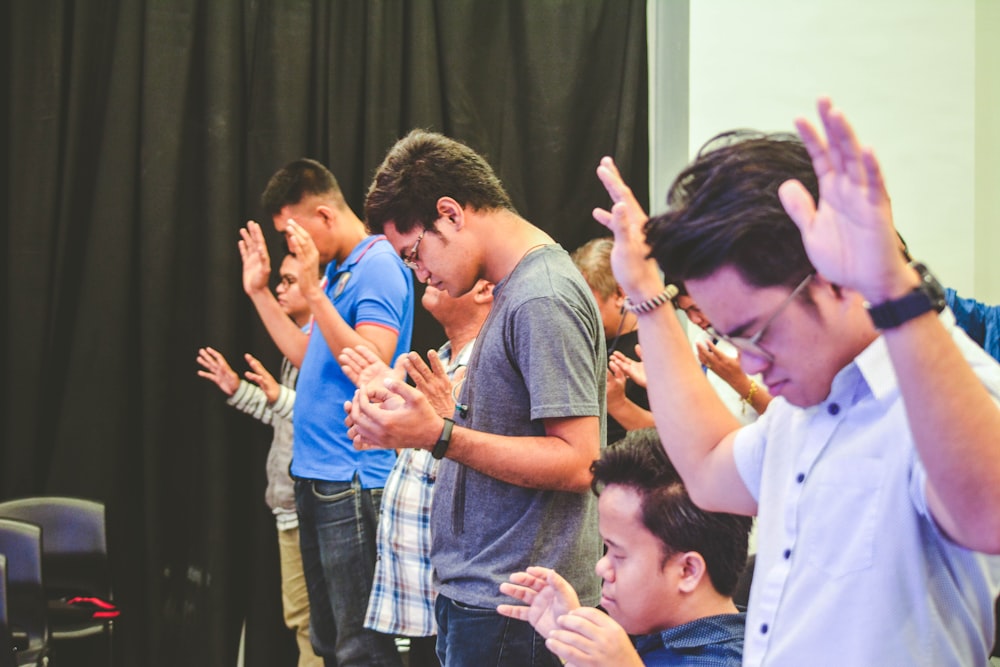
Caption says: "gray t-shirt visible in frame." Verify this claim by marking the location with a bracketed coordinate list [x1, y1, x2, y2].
[431, 244, 606, 608]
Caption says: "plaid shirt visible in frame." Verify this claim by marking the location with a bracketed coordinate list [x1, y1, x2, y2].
[364, 340, 474, 636]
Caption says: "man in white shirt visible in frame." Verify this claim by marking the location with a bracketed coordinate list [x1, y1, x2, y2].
[593, 98, 1000, 666]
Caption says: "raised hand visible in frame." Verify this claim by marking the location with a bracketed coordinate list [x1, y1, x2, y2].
[609, 347, 646, 388]
[779, 97, 913, 303]
[497, 567, 581, 640]
[340, 344, 404, 389]
[243, 353, 280, 404]
[697, 340, 744, 387]
[592, 157, 663, 300]
[400, 349, 458, 418]
[196, 347, 240, 396]
[238, 221, 272, 296]
[284, 219, 323, 299]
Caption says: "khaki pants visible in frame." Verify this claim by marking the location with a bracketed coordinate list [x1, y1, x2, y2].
[278, 526, 324, 667]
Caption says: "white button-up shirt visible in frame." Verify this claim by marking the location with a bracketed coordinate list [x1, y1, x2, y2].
[734, 311, 1000, 666]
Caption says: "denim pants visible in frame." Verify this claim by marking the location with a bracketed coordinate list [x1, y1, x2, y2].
[295, 476, 402, 667]
[434, 594, 560, 667]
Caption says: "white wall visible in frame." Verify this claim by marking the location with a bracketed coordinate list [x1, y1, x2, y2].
[650, 0, 998, 299]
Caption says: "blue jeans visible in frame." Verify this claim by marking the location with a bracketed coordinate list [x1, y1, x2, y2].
[434, 594, 560, 667]
[295, 477, 401, 667]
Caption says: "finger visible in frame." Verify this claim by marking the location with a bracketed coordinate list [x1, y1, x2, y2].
[862, 146, 888, 205]
[824, 102, 866, 185]
[778, 179, 818, 234]
[496, 603, 530, 622]
[498, 583, 536, 605]
[793, 115, 832, 179]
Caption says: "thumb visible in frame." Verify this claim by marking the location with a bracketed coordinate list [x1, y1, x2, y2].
[778, 179, 817, 234]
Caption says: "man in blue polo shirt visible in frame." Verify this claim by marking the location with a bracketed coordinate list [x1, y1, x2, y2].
[240, 159, 413, 666]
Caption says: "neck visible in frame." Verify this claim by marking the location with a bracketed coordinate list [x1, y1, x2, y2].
[478, 211, 553, 283]
[667, 592, 740, 630]
[444, 320, 483, 359]
[332, 214, 368, 264]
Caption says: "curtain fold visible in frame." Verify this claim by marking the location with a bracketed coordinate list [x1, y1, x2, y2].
[2, 2, 649, 664]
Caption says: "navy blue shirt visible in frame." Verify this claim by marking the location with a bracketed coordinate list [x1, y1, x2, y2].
[632, 612, 745, 666]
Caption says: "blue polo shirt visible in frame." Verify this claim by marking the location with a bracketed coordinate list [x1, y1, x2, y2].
[291, 235, 414, 487]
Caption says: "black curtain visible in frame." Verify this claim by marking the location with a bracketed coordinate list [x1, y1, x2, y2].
[2, 2, 648, 665]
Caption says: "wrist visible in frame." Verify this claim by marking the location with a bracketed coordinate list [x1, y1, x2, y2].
[862, 263, 921, 305]
[432, 418, 455, 460]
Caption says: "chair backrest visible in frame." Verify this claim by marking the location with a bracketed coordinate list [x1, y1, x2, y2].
[0, 497, 110, 601]
[0, 518, 48, 661]
[0, 554, 15, 667]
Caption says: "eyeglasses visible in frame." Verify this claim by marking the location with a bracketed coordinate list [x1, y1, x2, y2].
[705, 272, 814, 363]
[276, 275, 298, 289]
[402, 230, 426, 270]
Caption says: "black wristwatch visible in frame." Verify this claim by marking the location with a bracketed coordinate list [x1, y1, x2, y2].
[432, 418, 455, 460]
[866, 261, 946, 330]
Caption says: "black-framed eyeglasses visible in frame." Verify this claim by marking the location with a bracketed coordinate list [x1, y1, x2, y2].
[705, 272, 815, 363]
[402, 230, 426, 270]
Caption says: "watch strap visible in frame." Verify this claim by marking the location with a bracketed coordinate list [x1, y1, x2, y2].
[432, 417, 455, 460]
[866, 262, 946, 330]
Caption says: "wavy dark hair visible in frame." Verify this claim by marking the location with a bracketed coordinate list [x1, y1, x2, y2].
[646, 130, 819, 290]
[365, 129, 516, 235]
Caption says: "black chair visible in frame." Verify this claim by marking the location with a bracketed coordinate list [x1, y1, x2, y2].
[0, 555, 18, 667]
[0, 498, 114, 666]
[0, 519, 48, 667]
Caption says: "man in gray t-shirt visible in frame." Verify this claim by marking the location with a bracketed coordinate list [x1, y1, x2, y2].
[348, 129, 605, 667]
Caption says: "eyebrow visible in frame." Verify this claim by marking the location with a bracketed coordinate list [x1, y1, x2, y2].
[718, 316, 759, 339]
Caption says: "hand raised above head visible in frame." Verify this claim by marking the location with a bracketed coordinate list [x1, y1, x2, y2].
[238, 221, 272, 296]
[780, 97, 915, 304]
[592, 157, 663, 301]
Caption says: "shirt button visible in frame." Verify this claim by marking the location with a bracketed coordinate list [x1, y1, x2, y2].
[828, 402, 840, 416]
[796, 473, 805, 483]
[783, 549, 792, 559]
[760, 623, 769, 634]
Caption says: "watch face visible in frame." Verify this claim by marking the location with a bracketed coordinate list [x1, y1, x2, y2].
[912, 261, 947, 311]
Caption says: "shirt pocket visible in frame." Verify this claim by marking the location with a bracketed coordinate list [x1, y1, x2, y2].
[802, 457, 882, 578]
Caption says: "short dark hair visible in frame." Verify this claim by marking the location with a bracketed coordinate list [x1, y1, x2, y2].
[591, 428, 752, 597]
[260, 158, 343, 217]
[365, 129, 516, 235]
[645, 130, 818, 290]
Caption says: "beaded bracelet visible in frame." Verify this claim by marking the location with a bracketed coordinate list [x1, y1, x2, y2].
[623, 285, 678, 315]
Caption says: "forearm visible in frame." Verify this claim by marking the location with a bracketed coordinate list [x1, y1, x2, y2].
[885, 311, 1000, 552]
[440, 420, 600, 493]
[307, 292, 395, 364]
[248, 290, 309, 366]
[634, 306, 753, 512]
[607, 398, 655, 432]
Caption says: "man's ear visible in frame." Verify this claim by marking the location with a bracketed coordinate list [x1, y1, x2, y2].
[316, 204, 336, 228]
[676, 551, 707, 594]
[474, 280, 495, 304]
[436, 197, 464, 229]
